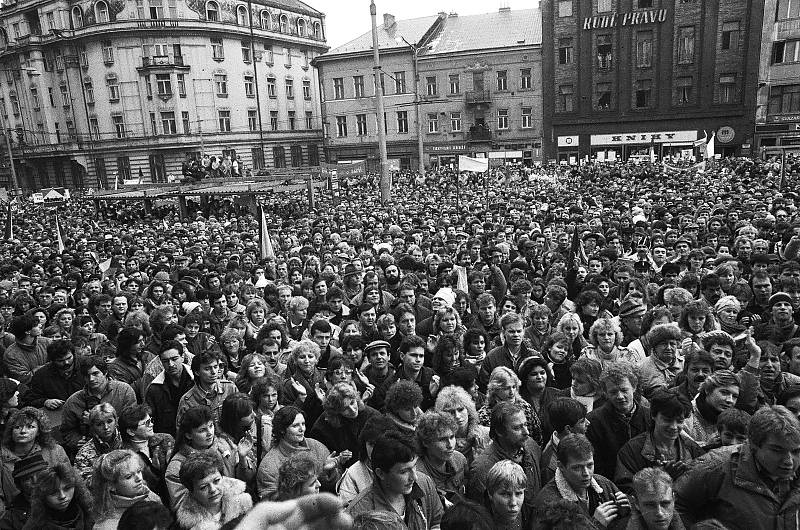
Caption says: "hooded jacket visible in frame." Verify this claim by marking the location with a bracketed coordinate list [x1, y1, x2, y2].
[175, 477, 252, 530]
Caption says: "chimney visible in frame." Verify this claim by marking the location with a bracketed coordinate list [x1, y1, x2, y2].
[383, 13, 396, 30]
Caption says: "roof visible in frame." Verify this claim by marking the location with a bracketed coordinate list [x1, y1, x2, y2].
[424, 9, 541, 54]
[322, 15, 441, 56]
[261, 0, 323, 17]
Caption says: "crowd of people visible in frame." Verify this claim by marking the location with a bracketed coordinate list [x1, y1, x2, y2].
[0, 154, 797, 530]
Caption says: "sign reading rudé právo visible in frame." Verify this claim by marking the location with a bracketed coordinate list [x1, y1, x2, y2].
[583, 9, 667, 30]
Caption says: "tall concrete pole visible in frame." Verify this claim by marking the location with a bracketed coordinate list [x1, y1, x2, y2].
[412, 46, 425, 176]
[370, 0, 390, 203]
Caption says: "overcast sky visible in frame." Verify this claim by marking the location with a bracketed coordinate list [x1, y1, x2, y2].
[310, 0, 538, 48]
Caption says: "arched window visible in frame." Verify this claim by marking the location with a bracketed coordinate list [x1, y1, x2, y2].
[279, 14, 288, 33]
[312, 21, 322, 39]
[296, 18, 306, 36]
[95, 1, 109, 23]
[71, 6, 84, 28]
[205, 1, 219, 21]
[260, 10, 270, 29]
[236, 5, 248, 25]
[0, 28, 8, 49]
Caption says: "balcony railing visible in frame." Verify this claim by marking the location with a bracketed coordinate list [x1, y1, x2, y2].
[141, 55, 187, 68]
[465, 90, 491, 105]
[467, 126, 492, 142]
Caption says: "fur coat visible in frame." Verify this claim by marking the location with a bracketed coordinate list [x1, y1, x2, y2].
[175, 477, 252, 530]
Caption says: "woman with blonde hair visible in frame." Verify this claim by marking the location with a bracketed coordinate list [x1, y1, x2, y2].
[476, 366, 541, 445]
[234, 352, 272, 394]
[580, 317, 639, 367]
[74, 403, 123, 484]
[434, 385, 490, 466]
[556, 312, 588, 358]
[92, 449, 163, 530]
[281, 339, 326, 426]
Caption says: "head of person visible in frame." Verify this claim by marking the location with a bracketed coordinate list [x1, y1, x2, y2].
[341, 334, 367, 366]
[556, 312, 583, 343]
[556, 433, 595, 493]
[251, 373, 282, 414]
[178, 451, 226, 509]
[88, 403, 118, 442]
[219, 392, 255, 441]
[190, 351, 221, 388]
[435, 384, 480, 438]
[236, 353, 270, 388]
[663, 287, 693, 320]
[682, 349, 716, 394]
[434, 306, 462, 335]
[117, 500, 174, 530]
[489, 401, 529, 449]
[648, 388, 692, 442]
[323, 382, 363, 424]
[702, 331, 736, 370]
[487, 366, 521, 407]
[547, 398, 589, 438]
[175, 406, 215, 452]
[385, 380, 423, 425]
[588, 318, 622, 353]
[290, 339, 321, 376]
[310, 319, 333, 350]
[370, 431, 418, 497]
[92, 450, 146, 518]
[700, 369, 741, 414]
[158, 340, 186, 380]
[716, 408, 751, 446]
[431, 335, 461, 375]
[485, 460, 527, 523]
[415, 410, 458, 463]
[570, 356, 604, 398]
[518, 355, 551, 398]
[631, 468, 676, 530]
[679, 300, 714, 335]
[3, 406, 55, 451]
[600, 361, 639, 415]
[271, 405, 306, 447]
[30, 463, 91, 514]
[440, 500, 494, 530]
[47, 339, 76, 376]
[118, 404, 154, 444]
[749, 406, 800, 481]
[9, 314, 42, 342]
[275, 452, 320, 501]
[356, 415, 398, 465]
[646, 324, 682, 365]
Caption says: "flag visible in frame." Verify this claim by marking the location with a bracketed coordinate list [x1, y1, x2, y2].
[692, 131, 708, 148]
[307, 178, 315, 210]
[649, 144, 656, 163]
[705, 131, 716, 160]
[55, 214, 66, 253]
[98, 258, 112, 273]
[259, 204, 276, 260]
[3, 201, 11, 241]
[567, 224, 580, 271]
[458, 155, 489, 172]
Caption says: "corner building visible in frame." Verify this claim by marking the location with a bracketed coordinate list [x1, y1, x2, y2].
[541, 0, 764, 163]
[0, 0, 327, 190]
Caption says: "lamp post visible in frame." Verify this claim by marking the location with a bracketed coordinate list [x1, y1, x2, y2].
[0, 67, 38, 194]
[370, 0, 390, 204]
[401, 37, 425, 177]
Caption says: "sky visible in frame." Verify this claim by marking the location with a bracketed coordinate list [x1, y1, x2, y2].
[309, 0, 538, 49]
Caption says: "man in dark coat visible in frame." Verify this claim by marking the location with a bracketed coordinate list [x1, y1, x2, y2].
[21, 339, 83, 410]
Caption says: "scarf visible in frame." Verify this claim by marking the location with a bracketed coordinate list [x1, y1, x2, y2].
[719, 319, 746, 337]
[419, 455, 464, 493]
[570, 388, 596, 414]
[554, 467, 602, 506]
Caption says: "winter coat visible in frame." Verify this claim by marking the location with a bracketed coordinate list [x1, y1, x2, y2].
[257, 438, 333, 500]
[532, 470, 622, 529]
[175, 477, 252, 530]
[676, 442, 800, 530]
[586, 401, 652, 481]
[145, 367, 194, 436]
[20, 363, 83, 408]
[3, 337, 52, 384]
[308, 405, 380, 469]
[347, 473, 443, 530]
[280, 367, 325, 427]
[21, 497, 93, 530]
[175, 380, 237, 429]
[0, 444, 70, 517]
[615, 431, 704, 493]
[166, 437, 239, 510]
[93, 489, 162, 530]
[60, 381, 137, 454]
[468, 438, 542, 515]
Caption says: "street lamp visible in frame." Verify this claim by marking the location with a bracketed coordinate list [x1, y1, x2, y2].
[400, 37, 426, 177]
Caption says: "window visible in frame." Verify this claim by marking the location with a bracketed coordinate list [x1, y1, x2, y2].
[211, 38, 224, 60]
[305, 111, 313, 129]
[450, 112, 461, 132]
[267, 76, 276, 98]
[214, 74, 227, 96]
[206, 1, 219, 21]
[95, 1, 109, 22]
[773, 40, 800, 64]
[636, 30, 653, 68]
[558, 38, 574, 65]
[46, 11, 56, 31]
[336, 116, 347, 137]
[264, 45, 274, 64]
[252, 147, 265, 169]
[598, 0, 612, 12]
[449, 74, 460, 94]
[260, 10, 271, 29]
[117, 156, 131, 180]
[303, 80, 311, 99]
[60, 84, 70, 106]
[312, 22, 322, 40]
[156, 73, 172, 96]
[722, 21, 740, 50]
[56, 52, 64, 71]
[242, 41, 252, 62]
[145, 74, 154, 98]
[150, 0, 164, 18]
[107, 76, 120, 101]
[635, 79, 653, 108]
[244, 75, 254, 97]
[218, 109, 231, 131]
[521, 107, 532, 128]
[597, 35, 612, 68]
[102, 41, 114, 64]
[54, 123, 61, 143]
[377, 73, 386, 96]
[297, 18, 306, 37]
[497, 109, 509, 129]
[768, 84, 800, 115]
[677, 26, 695, 64]
[182, 111, 190, 134]
[285, 78, 294, 99]
[30, 87, 39, 110]
[496, 71, 508, 91]
[596, 82, 611, 109]
[273, 146, 286, 168]
[303, 50, 309, 68]
[79, 46, 88, 67]
[333, 78, 344, 99]
[279, 14, 288, 33]
[558, 84, 574, 112]
[150, 112, 157, 135]
[426, 76, 437, 96]
[428, 113, 439, 133]
[676, 76, 693, 105]
[71, 7, 83, 28]
[719, 74, 736, 103]
[777, 0, 800, 20]
[237, 5, 247, 25]
[354, 76, 364, 98]
[637, 0, 653, 7]
[270, 111, 278, 130]
[284, 47, 292, 66]
[177, 74, 186, 97]
[356, 114, 367, 136]
[288, 110, 296, 130]
[558, 0, 573, 17]
[168, 0, 177, 18]
[520, 68, 532, 90]
[397, 111, 408, 133]
[161, 111, 177, 134]
[394, 71, 406, 93]
[248, 109, 257, 131]
[9, 94, 20, 115]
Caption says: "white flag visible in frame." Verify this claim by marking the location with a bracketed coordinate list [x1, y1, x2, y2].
[705, 131, 715, 160]
[458, 155, 488, 172]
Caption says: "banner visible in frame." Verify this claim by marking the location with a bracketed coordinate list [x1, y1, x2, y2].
[3, 202, 11, 241]
[319, 161, 366, 180]
[259, 204, 276, 260]
[458, 155, 489, 172]
[55, 215, 66, 253]
[706, 131, 716, 159]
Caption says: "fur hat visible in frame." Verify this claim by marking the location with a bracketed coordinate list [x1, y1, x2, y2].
[646, 323, 683, 347]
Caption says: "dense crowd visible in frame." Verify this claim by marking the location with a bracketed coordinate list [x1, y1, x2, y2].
[0, 155, 797, 530]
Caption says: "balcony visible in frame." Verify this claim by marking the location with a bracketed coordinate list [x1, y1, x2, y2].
[467, 125, 492, 142]
[138, 55, 190, 70]
[465, 90, 491, 105]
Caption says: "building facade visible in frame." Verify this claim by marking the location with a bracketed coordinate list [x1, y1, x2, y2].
[0, 0, 327, 191]
[314, 7, 542, 171]
[541, 0, 764, 163]
[755, 0, 800, 153]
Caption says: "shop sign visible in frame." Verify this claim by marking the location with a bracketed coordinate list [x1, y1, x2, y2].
[558, 135, 579, 147]
[767, 114, 800, 123]
[583, 9, 667, 30]
[427, 144, 468, 152]
[716, 126, 735, 144]
[590, 130, 697, 146]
